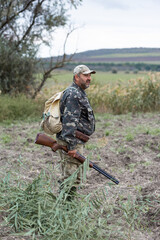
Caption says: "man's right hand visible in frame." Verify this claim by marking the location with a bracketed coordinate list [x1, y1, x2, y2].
[68, 149, 77, 158]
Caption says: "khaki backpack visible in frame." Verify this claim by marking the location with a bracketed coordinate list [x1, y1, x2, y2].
[40, 87, 77, 135]
[40, 91, 64, 135]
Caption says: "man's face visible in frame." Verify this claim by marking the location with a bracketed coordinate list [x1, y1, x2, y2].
[75, 73, 92, 90]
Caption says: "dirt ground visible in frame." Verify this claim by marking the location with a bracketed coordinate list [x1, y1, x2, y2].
[0, 112, 160, 239]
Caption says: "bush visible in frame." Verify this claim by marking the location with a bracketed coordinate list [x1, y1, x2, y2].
[112, 68, 118, 74]
[0, 94, 43, 122]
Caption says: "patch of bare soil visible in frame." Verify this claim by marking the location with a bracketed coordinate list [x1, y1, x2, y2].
[0, 113, 160, 239]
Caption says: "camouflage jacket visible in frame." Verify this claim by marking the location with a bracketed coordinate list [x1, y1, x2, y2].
[56, 82, 95, 150]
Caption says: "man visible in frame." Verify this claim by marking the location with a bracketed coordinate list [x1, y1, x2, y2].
[56, 65, 96, 198]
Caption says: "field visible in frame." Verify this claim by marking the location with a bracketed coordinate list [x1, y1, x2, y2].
[0, 71, 160, 239]
[43, 70, 148, 86]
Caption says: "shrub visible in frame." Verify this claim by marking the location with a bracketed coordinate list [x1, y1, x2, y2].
[112, 68, 118, 74]
[0, 94, 43, 122]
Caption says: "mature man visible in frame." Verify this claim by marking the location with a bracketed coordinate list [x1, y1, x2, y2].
[56, 65, 96, 197]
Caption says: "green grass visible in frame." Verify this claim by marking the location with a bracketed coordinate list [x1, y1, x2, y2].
[0, 133, 12, 144]
[0, 94, 43, 123]
[42, 70, 74, 87]
[0, 170, 152, 240]
[125, 132, 135, 142]
[41, 70, 148, 87]
[135, 125, 160, 136]
[91, 72, 148, 86]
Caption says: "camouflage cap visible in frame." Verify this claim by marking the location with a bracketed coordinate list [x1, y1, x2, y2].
[73, 65, 96, 75]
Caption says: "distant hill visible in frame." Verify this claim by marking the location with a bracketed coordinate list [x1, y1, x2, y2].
[71, 47, 160, 64]
[41, 48, 160, 72]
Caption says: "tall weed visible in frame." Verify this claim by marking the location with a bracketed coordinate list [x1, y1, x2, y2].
[0, 171, 109, 239]
[0, 171, 152, 240]
[0, 73, 160, 122]
[0, 94, 43, 122]
[88, 73, 160, 114]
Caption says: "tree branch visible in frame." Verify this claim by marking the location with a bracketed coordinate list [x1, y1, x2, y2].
[0, 0, 36, 32]
[32, 27, 76, 99]
[15, 0, 45, 48]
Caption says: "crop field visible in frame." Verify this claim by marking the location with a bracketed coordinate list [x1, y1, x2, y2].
[0, 71, 160, 239]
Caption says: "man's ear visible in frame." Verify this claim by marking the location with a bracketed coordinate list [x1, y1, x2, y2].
[74, 74, 79, 83]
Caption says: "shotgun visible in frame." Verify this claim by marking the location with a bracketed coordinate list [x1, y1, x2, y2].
[35, 133, 119, 185]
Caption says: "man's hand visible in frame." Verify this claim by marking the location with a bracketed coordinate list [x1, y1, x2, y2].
[68, 149, 77, 158]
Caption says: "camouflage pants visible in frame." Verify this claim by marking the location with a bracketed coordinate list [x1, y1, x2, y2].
[57, 139, 84, 185]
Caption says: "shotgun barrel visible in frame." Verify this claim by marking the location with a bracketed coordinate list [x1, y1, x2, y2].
[75, 152, 119, 184]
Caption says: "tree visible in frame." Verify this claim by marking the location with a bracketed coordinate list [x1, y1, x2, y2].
[0, 0, 82, 48]
[0, 37, 37, 94]
[0, 0, 82, 96]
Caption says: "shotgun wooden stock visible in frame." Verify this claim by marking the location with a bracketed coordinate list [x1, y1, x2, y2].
[35, 133, 119, 184]
[75, 130, 89, 142]
[35, 133, 91, 164]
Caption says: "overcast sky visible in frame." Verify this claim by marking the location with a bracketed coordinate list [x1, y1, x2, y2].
[38, 0, 160, 57]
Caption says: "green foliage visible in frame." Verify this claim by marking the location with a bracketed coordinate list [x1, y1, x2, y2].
[0, 1, 81, 45]
[0, 172, 151, 240]
[0, 134, 12, 144]
[112, 68, 118, 74]
[0, 1, 82, 96]
[0, 171, 104, 239]
[0, 38, 38, 94]
[105, 130, 110, 136]
[0, 94, 43, 122]
[117, 196, 149, 234]
[125, 132, 134, 141]
[85, 143, 98, 150]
